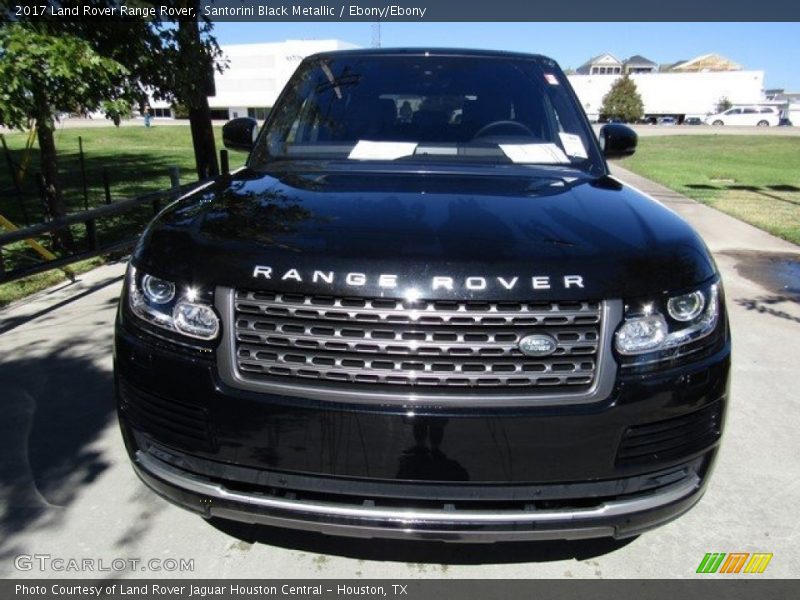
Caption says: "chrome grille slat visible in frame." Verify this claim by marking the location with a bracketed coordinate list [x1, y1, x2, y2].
[239, 365, 592, 387]
[234, 325, 599, 356]
[236, 295, 601, 327]
[231, 290, 604, 392]
[237, 344, 596, 375]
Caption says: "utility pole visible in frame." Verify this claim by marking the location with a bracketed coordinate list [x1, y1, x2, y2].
[371, 22, 381, 48]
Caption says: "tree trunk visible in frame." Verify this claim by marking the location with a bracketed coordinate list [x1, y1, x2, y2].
[35, 94, 75, 251]
[179, 17, 219, 181]
[188, 101, 219, 180]
[35, 116, 63, 219]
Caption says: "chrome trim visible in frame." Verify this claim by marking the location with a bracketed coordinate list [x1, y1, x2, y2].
[135, 450, 700, 525]
[215, 287, 622, 406]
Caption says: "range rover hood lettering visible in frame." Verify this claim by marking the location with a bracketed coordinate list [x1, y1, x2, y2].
[133, 167, 716, 301]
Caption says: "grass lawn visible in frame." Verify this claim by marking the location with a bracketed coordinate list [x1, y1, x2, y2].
[0, 124, 246, 307]
[0, 124, 246, 221]
[0, 257, 106, 307]
[619, 135, 800, 246]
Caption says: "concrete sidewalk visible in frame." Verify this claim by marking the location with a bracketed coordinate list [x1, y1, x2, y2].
[0, 169, 798, 579]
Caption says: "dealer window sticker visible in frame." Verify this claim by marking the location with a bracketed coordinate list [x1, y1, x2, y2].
[349, 140, 418, 160]
[544, 73, 559, 85]
[499, 143, 570, 164]
[558, 132, 588, 159]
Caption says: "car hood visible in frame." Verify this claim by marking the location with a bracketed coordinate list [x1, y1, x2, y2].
[134, 164, 717, 301]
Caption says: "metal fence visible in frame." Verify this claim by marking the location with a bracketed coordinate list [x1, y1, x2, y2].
[0, 145, 232, 284]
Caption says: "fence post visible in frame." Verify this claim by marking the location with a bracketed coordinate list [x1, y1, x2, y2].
[220, 149, 229, 177]
[78, 136, 89, 211]
[1, 134, 31, 226]
[86, 218, 98, 251]
[169, 166, 180, 190]
[102, 169, 112, 204]
[155, 166, 180, 215]
[35, 172, 51, 221]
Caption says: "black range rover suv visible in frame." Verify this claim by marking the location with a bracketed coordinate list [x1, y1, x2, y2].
[115, 49, 730, 542]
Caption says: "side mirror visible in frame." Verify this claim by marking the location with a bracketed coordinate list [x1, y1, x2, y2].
[599, 124, 637, 158]
[222, 117, 259, 152]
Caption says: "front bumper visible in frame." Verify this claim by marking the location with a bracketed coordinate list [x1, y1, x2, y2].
[115, 316, 729, 542]
[131, 443, 708, 542]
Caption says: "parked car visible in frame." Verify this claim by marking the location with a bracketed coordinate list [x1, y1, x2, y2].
[117, 48, 730, 542]
[684, 117, 704, 126]
[657, 116, 676, 126]
[706, 106, 780, 126]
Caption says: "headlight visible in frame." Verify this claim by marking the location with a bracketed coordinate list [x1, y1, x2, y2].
[667, 290, 705, 322]
[127, 265, 219, 340]
[141, 274, 175, 304]
[615, 284, 719, 356]
[173, 301, 219, 339]
[615, 313, 668, 354]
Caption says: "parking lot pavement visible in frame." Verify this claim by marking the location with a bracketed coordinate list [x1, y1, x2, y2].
[1, 169, 798, 580]
[0, 119, 230, 134]
[595, 124, 800, 137]
[3, 120, 797, 136]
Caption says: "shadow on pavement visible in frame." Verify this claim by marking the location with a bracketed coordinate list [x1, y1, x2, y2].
[208, 519, 636, 564]
[0, 335, 116, 568]
[685, 183, 800, 208]
[0, 273, 124, 336]
[720, 251, 800, 295]
[735, 295, 800, 324]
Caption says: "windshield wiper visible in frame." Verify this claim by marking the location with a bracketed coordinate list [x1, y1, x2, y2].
[316, 73, 362, 96]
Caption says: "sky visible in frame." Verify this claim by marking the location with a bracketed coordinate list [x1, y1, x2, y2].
[212, 22, 800, 90]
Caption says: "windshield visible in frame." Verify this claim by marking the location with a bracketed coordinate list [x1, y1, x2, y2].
[251, 53, 604, 174]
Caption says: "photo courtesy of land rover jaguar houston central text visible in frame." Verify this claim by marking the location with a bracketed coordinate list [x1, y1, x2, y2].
[115, 49, 730, 541]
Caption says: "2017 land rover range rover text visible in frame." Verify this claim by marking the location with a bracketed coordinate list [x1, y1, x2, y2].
[115, 49, 730, 542]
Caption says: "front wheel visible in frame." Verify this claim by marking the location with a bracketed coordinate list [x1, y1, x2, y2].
[757, 120, 770, 127]
[712, 120, 724, 126]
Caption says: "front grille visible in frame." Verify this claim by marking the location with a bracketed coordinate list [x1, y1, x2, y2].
[231, 290, 604, 393]
[118, 381, 213, 451]
[617, 402, 723, 466]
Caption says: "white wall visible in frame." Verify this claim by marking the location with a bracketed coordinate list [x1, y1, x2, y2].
[226, 106, 248, 119]
[209, 39, 358, 110]
[568, 70, 765, 117]
[149, 39, 358, 113]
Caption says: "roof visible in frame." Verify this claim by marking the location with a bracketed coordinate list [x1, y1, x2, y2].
[577, 53, 622, 70]
[624, 54, 657, 66]
[305, 47, 554, 63]
[669, 53, 742, 71]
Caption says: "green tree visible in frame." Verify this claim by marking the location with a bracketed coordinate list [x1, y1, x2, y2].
[600, 74, 644, 123]
[172, 102, 190, 119]
[57, 2, 226, 180]
[0, 23, 131, 247]
[102, 99, 134, 127]
[716, 96, 733, 113]
[2, 2, 226, 213]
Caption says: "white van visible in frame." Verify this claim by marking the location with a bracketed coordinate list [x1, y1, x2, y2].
[706, 106, 780, 126]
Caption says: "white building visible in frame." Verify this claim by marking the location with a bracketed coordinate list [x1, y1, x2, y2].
[211, 39, 357, 119]
[150, 39, 357, 119]
[151, 42, 767, 124]
[568, 70, 766, 121]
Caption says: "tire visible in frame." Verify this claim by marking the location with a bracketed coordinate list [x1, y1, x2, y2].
[757, 120, 769, 127]
[712, 120, 724, 126]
